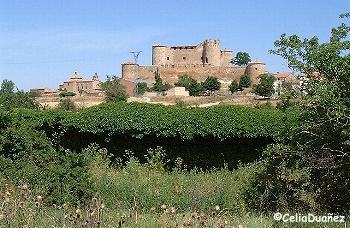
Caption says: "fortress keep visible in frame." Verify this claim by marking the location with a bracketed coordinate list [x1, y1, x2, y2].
[122, 39, 267, 86]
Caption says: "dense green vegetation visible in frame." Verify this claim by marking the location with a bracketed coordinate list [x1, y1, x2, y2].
[232, 51, 251, 66]
[239, 74, 251, 88]
[100, 76, 128, 102]
[252, 73, 276, 97]
[0, 13, 349, 227]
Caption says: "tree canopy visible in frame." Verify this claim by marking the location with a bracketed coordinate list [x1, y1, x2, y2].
[232, 52, 251, 66]
[201, 76, 221, 92]
[239, 75, 251, 88]
[256, 13, 350, 212]
[252, 73, 276, 97]
[101, 76, 128, 102]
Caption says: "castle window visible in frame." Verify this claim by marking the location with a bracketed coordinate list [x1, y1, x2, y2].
[167, 57, 169, 60]
[255, 68, 258, 70]
[206, 57, 208, 63]
[183, 57, 186, 60]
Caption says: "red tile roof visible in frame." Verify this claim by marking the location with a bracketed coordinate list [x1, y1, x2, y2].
[275, 72, 293, 79]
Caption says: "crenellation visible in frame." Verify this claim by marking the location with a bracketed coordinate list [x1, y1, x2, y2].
[123, 39, 267, 87]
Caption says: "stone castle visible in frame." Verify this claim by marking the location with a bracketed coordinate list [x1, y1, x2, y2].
[121, 39, 267, 87]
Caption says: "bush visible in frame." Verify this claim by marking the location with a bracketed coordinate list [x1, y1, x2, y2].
[252, 73, 276, 97]
[0, 80, 39, 111]
[188, 79, 204, 96]
[136, 82, 149, 95]
[59, 91, 76, 97]
[101, 76, 128, 102]
[201, 76, 220, 92]
[58, 98, 76, 111]
[175, 74, 193, 89]
[239, 75, 251, 88]
[0, 117, 96, 205]
[245, 144, 315, 212]
[152, 68, 172, 92]
[229, 80, 239, 93]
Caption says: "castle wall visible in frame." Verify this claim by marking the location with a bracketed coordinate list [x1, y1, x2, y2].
[220, 50, 233, 67]
[171, 47, 203, 65]
[124, 65, 246, 85]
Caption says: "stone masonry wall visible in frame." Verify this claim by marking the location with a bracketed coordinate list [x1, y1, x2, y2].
[125, 64, 246, 85]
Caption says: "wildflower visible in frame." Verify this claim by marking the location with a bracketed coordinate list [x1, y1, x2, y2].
[214, 205, 220, 212]
[149, 207, 156, 212]
[160, 204, 167, 210]
[75, 208, 82, 218]
[191, 212, 198, 219]
[21, 184, 28, 190]
[169, 207, 176, 215]
[36, 195, 42, 203]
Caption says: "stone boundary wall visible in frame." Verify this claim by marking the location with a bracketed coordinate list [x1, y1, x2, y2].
[123, 64, 246, 85]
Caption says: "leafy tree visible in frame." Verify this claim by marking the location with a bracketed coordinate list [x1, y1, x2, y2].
[253, 13, 350, 212]
[188, 79, 204, 96]
[175, 74, 193, 89]
[101, 76, 128, 102]
[152, 68, 172, 92]
[58, 98, 77, 111]
[252, 74, 276, 97]
[59, 91, 76, 97]
[201, 76, 221, 92]
[0, 79, 15, 93]
[239, 75, 251, 88]
[232, 52, 251, 66]
[136, 82, 149, 95]
[229, 80, 239, 93]
[0, 80, 38, 111]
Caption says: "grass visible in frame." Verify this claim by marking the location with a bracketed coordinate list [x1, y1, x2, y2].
[0, 146, 348, 227]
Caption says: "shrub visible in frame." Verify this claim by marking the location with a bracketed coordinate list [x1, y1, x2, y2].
[252, 73, 276, 97]
[229, 80, 239, 93]
[201, 76, 220, 92]
[175, 74, 193, 89]
[136, 82, 149, 95]
[188, 79, 204, 96]
[101, 76, 128, 102]
[59, 91, 76, 97]
[239, 75, 251, 88]
[58, 98, 76, 111]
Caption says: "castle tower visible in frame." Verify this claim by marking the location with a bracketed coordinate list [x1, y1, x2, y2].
[245, 60, 267, 85]
[121, 61, 139, 80]
[220, 49, 233, 67]
[202, 39, 221, 66]
[152, 44, 169, 66]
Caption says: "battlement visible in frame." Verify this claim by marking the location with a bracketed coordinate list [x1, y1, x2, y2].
[152, 39, 231, 67]
[123, 39, 267, 88]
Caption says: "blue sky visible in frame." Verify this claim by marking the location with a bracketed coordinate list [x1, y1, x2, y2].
[0, 0, 349, 90]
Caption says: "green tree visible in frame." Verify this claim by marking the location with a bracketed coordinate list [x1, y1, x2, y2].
[201, 76, 221, 92]
[0, 80, 38, 111]
[252, 13, 350, 213]
[58, 98, 77, 111]
[229, 80, 239, 93]
[174, 74, 193, 89]
[152, 68, 172, 92]
[252, 74, 276, 97]
[0, 79, 15, 93]
[101, 76, 128, 102]
[136, 82, 149, 95]
[239, 75, 251, 88]
[232, 52, 251, 66]
[59, 91, 76, 97]
[188, 79, 204, 96]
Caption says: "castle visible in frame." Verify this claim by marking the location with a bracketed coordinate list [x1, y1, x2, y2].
[121, 39, 267, 87]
